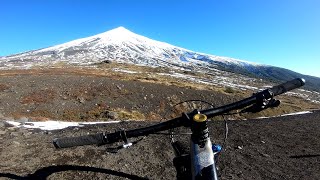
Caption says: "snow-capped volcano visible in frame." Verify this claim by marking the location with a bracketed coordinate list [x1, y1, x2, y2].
[37, 27, 178, 55]
[0, 26, 259, 69]
[1, 26, 319, 93]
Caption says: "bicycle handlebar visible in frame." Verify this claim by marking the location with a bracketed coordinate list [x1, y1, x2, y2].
[53, 133, 106, 148]
[202, 78, 305, 118]
[269, 78, 305, 96]
[53, 117, 185, 148]
[53, 78, 305, 149]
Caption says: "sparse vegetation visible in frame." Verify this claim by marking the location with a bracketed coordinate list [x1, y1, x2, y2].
[0, 83, 10, 91]
[0, 65, 318, 122]
[21, 89, 56, 104]
[117, 110, 145, 120]
[62, 109, 82, 121]
[224, 86, 236, 94]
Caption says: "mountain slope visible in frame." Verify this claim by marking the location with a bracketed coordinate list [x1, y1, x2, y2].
[0, 27, 259, 68]
[1, 26, 319, 91]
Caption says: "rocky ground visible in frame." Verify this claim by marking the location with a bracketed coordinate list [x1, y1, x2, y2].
[0, 67, 318, 122]
[0, 67, 246, 122]
[0, 67, 319, 180]
[0, 111, 319, 180]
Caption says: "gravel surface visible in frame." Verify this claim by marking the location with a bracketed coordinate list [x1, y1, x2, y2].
[0, 111, 319, 180]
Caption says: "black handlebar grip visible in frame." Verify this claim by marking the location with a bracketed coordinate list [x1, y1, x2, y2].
[53, 133, 106, 149]
[269, 78, 305, 96]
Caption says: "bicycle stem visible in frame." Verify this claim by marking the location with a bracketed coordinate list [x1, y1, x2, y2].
[188, 110, 219, 180]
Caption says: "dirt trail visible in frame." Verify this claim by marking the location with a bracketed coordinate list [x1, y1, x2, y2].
[0, 111, 319, 180]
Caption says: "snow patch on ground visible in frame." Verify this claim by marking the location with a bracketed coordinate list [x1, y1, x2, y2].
[156, 71, 320, 104]
[280, 111, 313, 117]
[112, 68, 139, 74]
[6, 120, 120, 131]
[256, 111, 313, 119]
[157, 72, 259, 90]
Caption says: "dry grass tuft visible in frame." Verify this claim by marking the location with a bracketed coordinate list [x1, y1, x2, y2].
[117, 110, 145, 120]
[0, 83, 10, 91]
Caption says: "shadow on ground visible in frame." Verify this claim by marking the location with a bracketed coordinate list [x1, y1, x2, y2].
[0, 165, 148, 180]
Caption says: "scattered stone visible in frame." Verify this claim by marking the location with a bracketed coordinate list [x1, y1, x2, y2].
[0, 130, 6, 135]
[24, 132, 33, 137]
[10, 132, 20, 137]
[12, 141, 20, 146]
[236, 146, 243, 150]
[261, 141, 266, 144]
[0, 122, 5, 128]
[107, 111, 118, 120]
[20, 129, 29, 134]
[8, 127, 17, 131]
[41, 131, 52, 135]
[261, 153, 271, 157]
[17, 117, 29, 123]
[24, 122, 34, 126]
[78, 97, 86, 103]
[101, 60, 112, 64]
[237, 171, 243, 176]
[116, 85, 122, 90]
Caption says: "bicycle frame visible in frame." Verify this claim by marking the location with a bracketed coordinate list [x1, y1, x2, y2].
[190, 137, 218, 179]
[171, 110, 219, 180]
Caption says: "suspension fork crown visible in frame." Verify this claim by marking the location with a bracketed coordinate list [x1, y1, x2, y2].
[189, 109, 209, 147]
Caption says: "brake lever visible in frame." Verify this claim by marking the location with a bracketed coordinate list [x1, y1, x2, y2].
[241, 98, 280, 113]
[241, 92, 281, 113]
[105, 137, 145, 153]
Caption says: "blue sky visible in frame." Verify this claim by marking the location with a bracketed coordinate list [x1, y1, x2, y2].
[1, 0, 319, 77]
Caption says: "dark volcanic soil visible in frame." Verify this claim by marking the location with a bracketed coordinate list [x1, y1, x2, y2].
[0, 69, 319, 180]
[0, 71, 241, 121]
[0, 111, 319, 180]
